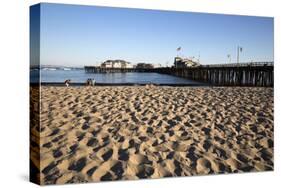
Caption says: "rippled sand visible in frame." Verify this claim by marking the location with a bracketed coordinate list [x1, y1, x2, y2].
[35, 86, 273, 184]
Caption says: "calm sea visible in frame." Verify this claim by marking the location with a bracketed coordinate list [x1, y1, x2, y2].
[31, 69, 204, 85]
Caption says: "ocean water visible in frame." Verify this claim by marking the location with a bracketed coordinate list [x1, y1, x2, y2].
[31, 69, 204, 85]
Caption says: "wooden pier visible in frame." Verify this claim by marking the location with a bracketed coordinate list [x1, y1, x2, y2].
[155, 63, 274, 87]
[84, 66, 155, 73]
[84, 62, 274, 87]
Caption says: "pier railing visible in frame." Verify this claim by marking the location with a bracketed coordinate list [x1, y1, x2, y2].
[202, 62, 273, 67]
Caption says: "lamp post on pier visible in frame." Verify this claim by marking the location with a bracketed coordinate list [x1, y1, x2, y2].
[227, 54, 231, 64]
[237, 46, 243, 64]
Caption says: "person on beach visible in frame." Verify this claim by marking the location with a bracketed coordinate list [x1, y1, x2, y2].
[64, 79, 71, 87]
[86, 78, 96, 86]
[86, 78, 92, 86]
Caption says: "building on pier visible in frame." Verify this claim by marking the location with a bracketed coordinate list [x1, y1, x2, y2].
[101, 59, 133, 69]
[136, 63, 154, 69]
[174, 57, 200, 68]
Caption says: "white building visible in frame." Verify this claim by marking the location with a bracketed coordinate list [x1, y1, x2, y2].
[101, 61, 113, 68]
[124, 62, 133, 68]
[101, 60, 133, 68]
[113, 61, 121, 68]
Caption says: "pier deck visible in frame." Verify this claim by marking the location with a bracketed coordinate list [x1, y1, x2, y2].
[84, 66, 155, 73]
[84, 62, 273, 87]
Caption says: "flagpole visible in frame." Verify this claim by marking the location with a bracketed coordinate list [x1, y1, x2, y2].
[237, 46, 239, 64]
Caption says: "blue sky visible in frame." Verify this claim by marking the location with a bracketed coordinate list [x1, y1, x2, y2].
[37, 3, 273, 66]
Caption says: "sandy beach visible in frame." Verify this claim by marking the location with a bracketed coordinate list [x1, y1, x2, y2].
[36, 86, 273, 184]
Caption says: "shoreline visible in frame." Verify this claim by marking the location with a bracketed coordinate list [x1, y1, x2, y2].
[32, 82, 274, 87]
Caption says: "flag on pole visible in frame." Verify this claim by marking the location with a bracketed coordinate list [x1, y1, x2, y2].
[177, 47, 181, 51]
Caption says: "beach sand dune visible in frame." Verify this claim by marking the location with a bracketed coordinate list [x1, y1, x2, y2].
[36, 86, 273, 184]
